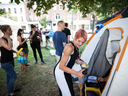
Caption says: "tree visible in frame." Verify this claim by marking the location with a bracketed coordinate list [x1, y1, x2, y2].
[39, 16, 49, 28]
[0, 11, 17, 21]
[10, 0, 128, 17]
[0, 9, 6, 15]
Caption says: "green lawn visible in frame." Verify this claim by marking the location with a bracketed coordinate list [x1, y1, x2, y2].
[0, 41, 86, 96]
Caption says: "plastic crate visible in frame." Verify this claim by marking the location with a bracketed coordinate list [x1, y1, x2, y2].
[85, 83, 101, 96]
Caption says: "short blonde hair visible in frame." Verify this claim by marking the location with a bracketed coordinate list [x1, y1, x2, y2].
[57, 21, 64, 26]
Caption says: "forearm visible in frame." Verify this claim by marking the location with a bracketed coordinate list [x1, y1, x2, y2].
[12, 50, 17, 53]
[68, 35, 70, 43]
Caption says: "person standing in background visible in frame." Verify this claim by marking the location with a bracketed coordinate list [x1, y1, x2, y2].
[62, 23, 71, 43]
[43, 29, 50, 50]
[39, 28, 43, 46]
[95, 26, 100, 34]
[29, 24, 45, 64]
[17, 29, 29, 66]
[53, 21, 67, 62]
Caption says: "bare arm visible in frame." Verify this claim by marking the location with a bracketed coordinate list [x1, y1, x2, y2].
[29, 31, 35, 40]
[59, 44, 85, 78]
[0, 38, 12, 50]
[17, 36, 27, 45]
[63, 42, 66, 47]
[67, 35, 70, 43]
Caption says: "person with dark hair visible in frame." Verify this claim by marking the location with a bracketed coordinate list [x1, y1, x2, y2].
[95, 26, 100, 34]
[0, 25, 18, 96]
[62, 23, 71, 43]
[53, 21, 67, 62]
[38, 28, 43, 46]
[43, 29, 50, 49]
[17, 45, 27, 72]
[29, 24, 45, 64]
[17, 28, 29, 66]
[54, 29, 87, 96]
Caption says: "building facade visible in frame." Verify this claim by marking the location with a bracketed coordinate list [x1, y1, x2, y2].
[0, 3, 28, 31]
[0, 2, 92, 38]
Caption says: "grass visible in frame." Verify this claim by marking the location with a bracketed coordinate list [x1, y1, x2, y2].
[0, 41, 87, 96]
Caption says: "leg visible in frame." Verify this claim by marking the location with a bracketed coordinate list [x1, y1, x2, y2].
[36, 42, 44, 62]
[20, 63, 24, 71]
[31, 45, 37, 63]
[1, 61, 17, 95]
[23, 63, 27, 72]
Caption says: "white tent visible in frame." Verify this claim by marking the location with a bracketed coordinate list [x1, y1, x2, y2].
[81, 6, 128, 96]
[0, 16, 20, 57]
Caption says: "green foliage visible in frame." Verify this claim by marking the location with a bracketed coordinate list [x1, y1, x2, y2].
[0, 11, 17, 21]
[6, 0, 128, 17]
[39, 16, 49, 28]
[0, 9, 6, 15]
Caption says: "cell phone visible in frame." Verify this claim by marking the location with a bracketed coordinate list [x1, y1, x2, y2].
[82, 69, 88, 75]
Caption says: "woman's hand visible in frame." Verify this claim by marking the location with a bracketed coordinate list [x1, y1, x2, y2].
[32, 31, 35, 35]
[76, 59, 87, 65]
[76, 69, 85, 78]
[98, 77, 104, 82]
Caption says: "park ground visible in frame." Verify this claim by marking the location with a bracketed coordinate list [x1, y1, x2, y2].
[0, 41, 86, 96]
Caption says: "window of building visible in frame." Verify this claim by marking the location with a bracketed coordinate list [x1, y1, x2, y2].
[14, 8, 16, 13]
[85, 14, 88, 19]
[21, 16, 23, 22]
[68, 14, 72, 20]
[41, 14, 43, 18]
[29, 14, 33, 21]
[8, 8, 10, 12]
[53, 4, 56, 10]
[60, 4, 63, 10]
[3, 8, 5, 12]
[80, 13, 82, 20]
[20, 8, 22, 13]
[85, 25, 89, 30]
[56, 13, 60, 19]
[53, 23, 56, 26]
[65, 4, 68, 10]
[35, 14, 37, 20]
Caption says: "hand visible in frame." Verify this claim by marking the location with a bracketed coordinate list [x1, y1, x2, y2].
[76, 69, 85, 78]
[25, 39, 28, 41]
[32, 31, 35, 35]
[98, 77, 104, 82]
[81, 62, 87, 66]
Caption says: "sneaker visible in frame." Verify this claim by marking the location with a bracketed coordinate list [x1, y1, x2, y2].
[41, 61, 46, 64]
[34, 61, 38, 64]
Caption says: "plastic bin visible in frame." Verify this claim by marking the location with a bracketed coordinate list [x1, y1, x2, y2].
[85, 83, 101, 96]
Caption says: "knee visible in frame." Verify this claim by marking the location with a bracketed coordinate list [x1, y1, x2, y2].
[11, 74, 17, 81]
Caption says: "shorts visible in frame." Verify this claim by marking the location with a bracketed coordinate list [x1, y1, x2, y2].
[24, 47, 29, 54]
